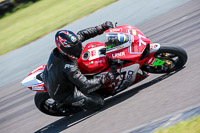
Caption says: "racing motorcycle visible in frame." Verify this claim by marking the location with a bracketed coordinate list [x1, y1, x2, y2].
[21, 25, 188, 116]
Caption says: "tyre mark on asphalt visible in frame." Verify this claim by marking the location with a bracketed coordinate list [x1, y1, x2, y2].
[153, 14, 200, 42]
[0, 83, 27, 100]
[156, 22, 200, 43]
[0, 95, 33, 114]
[182, 38, 200, 48]
[172, 29, 200, 46]
[0, 104, 35, 125]
[0, 110, 37, 131]
[0, 90, 32, 106]
[144, 8, 200, 35]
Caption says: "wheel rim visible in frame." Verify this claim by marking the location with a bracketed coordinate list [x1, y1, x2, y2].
[147, 52, 179, 73]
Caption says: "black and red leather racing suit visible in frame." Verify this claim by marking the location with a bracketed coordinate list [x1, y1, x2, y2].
[43, 24, 112, 110]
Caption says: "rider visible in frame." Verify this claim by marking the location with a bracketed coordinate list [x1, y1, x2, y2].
[43, 21, 117, 111]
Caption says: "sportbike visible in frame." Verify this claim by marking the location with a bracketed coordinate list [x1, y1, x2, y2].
[21, 25, 188, 116]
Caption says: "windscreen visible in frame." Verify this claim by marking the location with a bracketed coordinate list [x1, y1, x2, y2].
[105, 33, 131, 51]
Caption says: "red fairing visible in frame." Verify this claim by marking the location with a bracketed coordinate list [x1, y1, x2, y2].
[78, 25, 151, 74]
[77, 42, 109, 74]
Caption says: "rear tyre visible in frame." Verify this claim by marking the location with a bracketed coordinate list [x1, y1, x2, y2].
[142, 45, 188, 73]
[34, 92, 66, 116]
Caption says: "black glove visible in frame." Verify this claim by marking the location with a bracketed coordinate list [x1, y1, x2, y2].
[101, 21, 114, 30]
[101, 69, 117, 85]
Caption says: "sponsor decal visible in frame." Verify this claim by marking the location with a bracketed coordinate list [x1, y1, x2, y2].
[110, 28, 122, 32]
[127, 29, 137, 35]
[71, 36, 77, 42]
[64, 64, 75, 69]
[112, 51, 125, 58]
[148, 57, 154, 64]
[32, 86, 45, 91]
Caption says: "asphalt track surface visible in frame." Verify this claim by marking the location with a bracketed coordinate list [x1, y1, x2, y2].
[0, 0, 200, 133]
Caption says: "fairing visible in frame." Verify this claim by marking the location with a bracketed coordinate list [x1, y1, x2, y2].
[77, 42, 109, 74]
[21, 65, 47, 92]
[78, 25, 151, 74]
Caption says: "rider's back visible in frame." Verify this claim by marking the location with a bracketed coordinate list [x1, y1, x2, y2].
[43, 48, 74, 102]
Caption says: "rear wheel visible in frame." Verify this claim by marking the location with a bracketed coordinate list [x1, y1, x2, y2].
[34, 92, 81, 117]
[142, 45, 188, 73]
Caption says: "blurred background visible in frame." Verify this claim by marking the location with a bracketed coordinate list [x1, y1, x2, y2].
[0, 0, 39, 17]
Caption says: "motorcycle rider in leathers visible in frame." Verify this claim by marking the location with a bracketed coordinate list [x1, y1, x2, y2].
[43, 21, 117, 111]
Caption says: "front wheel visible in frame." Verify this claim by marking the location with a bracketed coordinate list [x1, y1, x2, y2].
[142, 45, 188, 73]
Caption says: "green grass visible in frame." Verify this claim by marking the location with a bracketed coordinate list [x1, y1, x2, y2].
[154, 115, 200, 133]
[0, 0, 116, 55]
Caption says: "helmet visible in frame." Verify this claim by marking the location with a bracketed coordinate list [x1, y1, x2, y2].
[55, 30, 82, 59]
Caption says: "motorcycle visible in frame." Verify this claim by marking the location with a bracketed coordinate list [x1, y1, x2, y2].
[21, 25, 188, 116]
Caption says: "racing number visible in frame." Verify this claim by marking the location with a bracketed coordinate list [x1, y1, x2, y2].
[91, 50, 96, 56]
[116, 70, 134, 80]
[108, 70, 134, 89]
[129, 34, 146, 54]
[138, 34, 147, 46]
[126, 70, 134, 80]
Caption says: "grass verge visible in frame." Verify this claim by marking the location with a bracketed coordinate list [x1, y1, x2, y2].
[154, 115, 200, 133]
[0, 0, 116, 55]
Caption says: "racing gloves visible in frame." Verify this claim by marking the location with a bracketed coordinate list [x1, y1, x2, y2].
[101, 21, 114, 30]
[95, 21, 114, 34]
[101, 69, 117, 85]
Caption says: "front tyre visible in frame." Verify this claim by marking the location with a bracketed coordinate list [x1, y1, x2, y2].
[142, 45, 188, 73]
